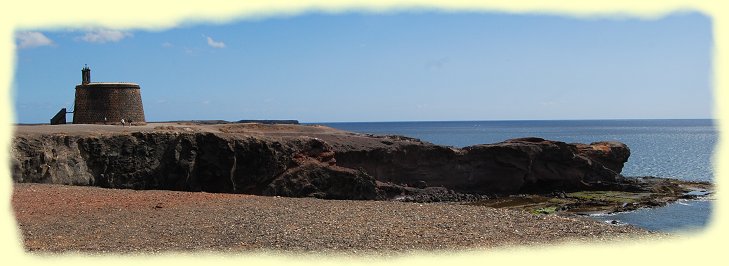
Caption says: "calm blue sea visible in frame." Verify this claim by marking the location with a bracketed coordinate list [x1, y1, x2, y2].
[319, 119, 717, 232]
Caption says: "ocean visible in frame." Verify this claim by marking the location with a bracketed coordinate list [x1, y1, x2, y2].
[320, 119, 716, 232]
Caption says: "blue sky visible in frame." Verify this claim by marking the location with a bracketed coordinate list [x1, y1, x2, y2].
[13, 10, 713, 123]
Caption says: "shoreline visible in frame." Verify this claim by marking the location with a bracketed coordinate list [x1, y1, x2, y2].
[466, 176, 713, 216]
[9, 122, 707, 252]
[12, 183, 659, 253]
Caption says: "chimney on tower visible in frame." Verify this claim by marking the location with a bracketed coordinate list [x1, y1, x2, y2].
[82, 64, 91, 85]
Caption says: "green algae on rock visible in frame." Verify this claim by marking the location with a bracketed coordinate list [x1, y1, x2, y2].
[467, 176, 713, 216]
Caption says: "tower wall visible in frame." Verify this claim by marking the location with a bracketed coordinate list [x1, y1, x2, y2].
[72, 83, 146, 124]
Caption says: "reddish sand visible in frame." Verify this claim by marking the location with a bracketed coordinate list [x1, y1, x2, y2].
[12, 183, 656, 254]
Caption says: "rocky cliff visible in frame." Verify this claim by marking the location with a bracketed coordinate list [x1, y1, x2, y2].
[11, 123, 630, 200]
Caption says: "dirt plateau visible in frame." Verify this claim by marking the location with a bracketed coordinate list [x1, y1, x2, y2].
[11, 122, 710, 215]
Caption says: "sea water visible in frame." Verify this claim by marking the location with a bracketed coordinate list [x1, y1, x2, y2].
[320, 119, 717, 232]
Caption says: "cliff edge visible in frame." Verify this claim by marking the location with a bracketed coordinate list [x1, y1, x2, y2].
[11, 123, 630, 200]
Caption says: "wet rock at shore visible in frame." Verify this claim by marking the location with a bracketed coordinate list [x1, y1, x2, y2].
[468, 176, 713, 215]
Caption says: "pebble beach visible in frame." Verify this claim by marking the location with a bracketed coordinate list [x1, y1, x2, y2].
[12, 183, 657, 254]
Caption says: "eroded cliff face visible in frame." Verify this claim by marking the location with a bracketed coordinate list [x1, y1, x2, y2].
[330, 137, 629, 194]
[11, 124, 630, 199]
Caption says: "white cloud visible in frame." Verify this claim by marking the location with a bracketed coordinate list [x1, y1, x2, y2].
[78, 29, 131, 43]
[16, 31, 54, 49]
[206, 36, 225, 48]
[161, 42, 173, 48]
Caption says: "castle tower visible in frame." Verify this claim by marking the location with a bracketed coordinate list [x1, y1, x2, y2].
[72, 66, 146, 125]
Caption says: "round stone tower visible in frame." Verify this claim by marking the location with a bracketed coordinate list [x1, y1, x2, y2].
[72, 66, 146, 124]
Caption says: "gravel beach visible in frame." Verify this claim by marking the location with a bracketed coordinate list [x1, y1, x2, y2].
[11, 183, 657, 254]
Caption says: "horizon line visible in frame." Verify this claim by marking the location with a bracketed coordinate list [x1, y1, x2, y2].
[303, 117, 716, 124]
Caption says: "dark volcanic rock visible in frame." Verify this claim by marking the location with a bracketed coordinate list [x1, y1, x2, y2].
[11, 125, 631, 199]
[574, 141, 631, 174]
[331, 137, 630, 195]
[469, 176, 713, 215]
[375, 181, 485, 202]
[263, 162, 378, 200]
